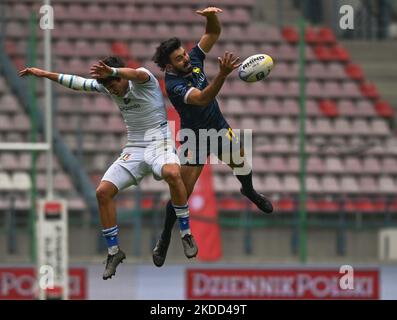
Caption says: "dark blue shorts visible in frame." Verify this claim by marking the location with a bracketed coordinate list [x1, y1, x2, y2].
[179, 123, 243, 166]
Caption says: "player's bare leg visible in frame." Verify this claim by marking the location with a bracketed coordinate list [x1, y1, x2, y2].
[96, 181, 126, 279]
[153, 165, 203, 267]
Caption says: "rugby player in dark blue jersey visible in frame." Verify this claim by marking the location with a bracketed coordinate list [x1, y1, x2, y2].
[151, 7, 274, 267]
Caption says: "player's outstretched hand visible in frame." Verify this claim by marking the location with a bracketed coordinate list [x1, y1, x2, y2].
[196, 7, 222, 16]
[90, 60, 113, 79]
[218, 52, 241, 77]
[19, 67, 47, 77]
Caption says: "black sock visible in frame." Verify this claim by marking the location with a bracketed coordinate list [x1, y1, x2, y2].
[236, 170, 254, 193]
[161, 200, 177, 242]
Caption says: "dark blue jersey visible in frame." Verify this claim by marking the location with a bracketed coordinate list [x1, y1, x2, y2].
[165, 45, 228, 133]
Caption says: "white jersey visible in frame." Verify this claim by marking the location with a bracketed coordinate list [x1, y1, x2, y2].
[96, 68, 169, 147]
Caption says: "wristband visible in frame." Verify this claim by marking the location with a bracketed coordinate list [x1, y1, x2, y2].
[111, 67, 118, 76]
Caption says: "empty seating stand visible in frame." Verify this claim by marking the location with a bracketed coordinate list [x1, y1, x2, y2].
[1, 0, 396, 216]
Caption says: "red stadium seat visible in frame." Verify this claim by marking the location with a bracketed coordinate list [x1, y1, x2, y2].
[282, 26, 299, 43]
[318, 27, 336, 44]
[305, 27, 319, 44]
[355, 199, 376, 213]
[314, 45, 333, 61]
[375, 101, 394, 118]
[319, 100, 338, 117]
[345, 63, 364, 81]
[329, 45, 350, 62]
[317, 199, 340, 212]
[276, 198, 295, 212]
[360, 83, 379, 99]
[306, 199, 318, 212]
[218, 197, 245, 210]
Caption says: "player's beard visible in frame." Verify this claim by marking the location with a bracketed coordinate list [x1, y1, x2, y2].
[176, 61, 193, 75]
[184, 62, 193, 73]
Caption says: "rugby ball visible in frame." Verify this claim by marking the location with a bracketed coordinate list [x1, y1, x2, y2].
[238, 54, 274, 82]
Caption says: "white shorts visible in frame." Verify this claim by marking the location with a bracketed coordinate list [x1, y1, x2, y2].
[101, 139, 180, 191]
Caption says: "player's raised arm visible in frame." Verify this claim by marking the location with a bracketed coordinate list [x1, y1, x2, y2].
[19, 67, 100, 92]
[186, 52, 240, 107]
[196, 7, 222, 53]
[90, 60, 149, 84]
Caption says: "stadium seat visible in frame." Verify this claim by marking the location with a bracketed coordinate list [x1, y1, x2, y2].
[375, 101, 394, 118]
[356, 100, 376, 117]
[0, 153, 19, 170]
[11, 172, 31, 191]
[325, 157, 344, 173]
[321, 175, 340, 194]
[0, 172, 13, 191]
[307, 156, 325, 173]
[305, 27, 319, 44]
[306, 176, 322, 194]
[382, 157, 397, 174]
[344, 157, 363, 174]
[345, 63, 364, 81]
[267, 156, 288, 173]
[329, 45, 350, 62]
[371, 119, 390, 136]
[379, 176, 396, 194]
[263, 175, 283, 193]
[359, 176, 379, 194]
[362, 157, 382, 174]
[286, 156, 299, 172]
[0, 94, 20, 113]
[340, 176, 360, 194]
[351, 119, 370, 135]
[319, 100, 338, 117]
[283, 175, 300, 193]
[281, 26, 298, 43]
[314, 45, 333, 61]
[318, 27, 336, 44]
[360, 83, 379, 99]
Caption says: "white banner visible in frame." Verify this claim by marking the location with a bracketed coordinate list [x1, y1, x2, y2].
[37, 200, 68, 300]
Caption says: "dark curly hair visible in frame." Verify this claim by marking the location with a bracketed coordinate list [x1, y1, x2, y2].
[152, 37, 182, 71]
[96, 56, 125, 85]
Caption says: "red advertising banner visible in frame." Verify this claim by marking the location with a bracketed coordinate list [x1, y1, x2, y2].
[189, 164, 222, 261]
[0, 268, 87, 300]
[186, 269, 379, 300]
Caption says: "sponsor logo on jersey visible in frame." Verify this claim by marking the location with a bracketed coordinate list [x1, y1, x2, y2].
[119, 153, 131, 161]
[119, 104, 141, 111]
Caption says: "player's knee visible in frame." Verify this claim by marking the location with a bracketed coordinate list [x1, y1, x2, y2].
[162, 166, 182, 185]
[96, 186, 113, 203]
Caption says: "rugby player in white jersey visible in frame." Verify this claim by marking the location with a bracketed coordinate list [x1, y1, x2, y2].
[19, 56, 198, 279]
